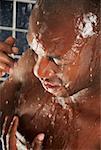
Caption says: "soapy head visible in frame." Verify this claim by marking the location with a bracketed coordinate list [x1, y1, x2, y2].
[27, 0, 100, 97]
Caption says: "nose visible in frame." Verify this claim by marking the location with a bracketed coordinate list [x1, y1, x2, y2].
[34, 56, 55, 80]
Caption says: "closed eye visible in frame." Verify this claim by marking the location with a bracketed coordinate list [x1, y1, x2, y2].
[48, 56, 62, 65]
[53, 58, 62, 65]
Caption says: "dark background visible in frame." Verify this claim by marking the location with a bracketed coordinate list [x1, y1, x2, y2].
[0, 0, 35, 54]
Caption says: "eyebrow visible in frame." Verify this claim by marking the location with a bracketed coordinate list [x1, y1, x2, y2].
[47, 54, 62, 59]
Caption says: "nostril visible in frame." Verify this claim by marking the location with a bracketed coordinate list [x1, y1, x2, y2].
[40, 77, 44, 81]
[41, 78, 50, 83]
[44, 78, 49, 82]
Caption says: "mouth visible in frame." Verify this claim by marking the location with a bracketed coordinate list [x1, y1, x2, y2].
[42, 81, 69, 97]
[43, 81, 61, 89]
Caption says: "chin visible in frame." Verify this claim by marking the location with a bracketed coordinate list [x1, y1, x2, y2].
[45, 86, 69, 98]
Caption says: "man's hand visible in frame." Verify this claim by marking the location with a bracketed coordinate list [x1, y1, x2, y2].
[1, 116, 45, 150]
[0, 36, 19, 76]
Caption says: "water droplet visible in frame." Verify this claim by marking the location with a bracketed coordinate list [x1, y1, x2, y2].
[72, 62, 76, 65]
[68, 108, 73, 120]
[49, 136, 53, 143]
[49, 72, 52, 77]
[76, 128, 81, 132]
[90, 74, 93, 77]
[90, 75, 93, 82]
[43, 11, 45, 14]
[36, 21, 40, 25]
[51, 97, 55, 103]
[51, 121, 55, 126]
[37, 97, 40, 101]
[48, 114, 52, 118]
[65, 82, 70, 88]
[63, 116, 66, 119]
[43, 108, 46, 111]
[35, 125, 37, 129]
[38, 104, 41, 107]
[91, 95, 93, 98]
[5, 100, 8, 104]
[90, 67, 93, 72]
[43, 114, 46, 117]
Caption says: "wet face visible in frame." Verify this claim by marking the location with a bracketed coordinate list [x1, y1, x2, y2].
[27, 13, 98, 97]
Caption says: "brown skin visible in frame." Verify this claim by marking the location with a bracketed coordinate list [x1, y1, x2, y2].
[0, 49, 45, 149]
[2, 116, 44, 150]
[0, 0, 100, 149]
[0, 36, 19, 76]
[0, 49, 100, 149]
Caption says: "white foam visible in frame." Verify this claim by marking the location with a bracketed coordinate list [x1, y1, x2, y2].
[56, 97, 67, 109]
[70, 88, 89, 103]
[78, 12, 97, 38]
[31, 37, 45, 56]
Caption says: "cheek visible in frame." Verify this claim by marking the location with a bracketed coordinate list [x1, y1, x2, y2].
[62, 64, 80, 82]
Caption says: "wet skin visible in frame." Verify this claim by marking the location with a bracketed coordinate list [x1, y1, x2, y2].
[0, 36, 19, 76]
[0, 48, 100, 149]
[27, 18, 99, 98]
[0, 1, 100, 149]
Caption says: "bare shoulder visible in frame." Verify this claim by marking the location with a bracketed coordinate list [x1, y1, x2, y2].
[0, 49, 42, 114]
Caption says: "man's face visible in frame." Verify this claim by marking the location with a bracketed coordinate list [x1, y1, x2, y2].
[27, 21, 95, 97]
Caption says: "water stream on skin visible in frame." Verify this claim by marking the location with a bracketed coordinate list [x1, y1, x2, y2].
[5, 12, 97, 149]
[30, 12, 98, 96]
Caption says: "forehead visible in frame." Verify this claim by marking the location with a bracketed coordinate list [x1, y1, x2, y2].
[28, 12, 76, 56]
[28, 29, 75, 57]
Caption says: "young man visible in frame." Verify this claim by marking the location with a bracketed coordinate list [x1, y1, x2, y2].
[0, 0, 100, 149]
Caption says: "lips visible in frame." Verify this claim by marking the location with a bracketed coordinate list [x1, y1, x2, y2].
[43, 81, 61, 89]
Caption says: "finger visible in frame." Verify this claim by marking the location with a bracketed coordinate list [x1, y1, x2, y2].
[0, 69, 5, 77]
[32, 133, 45, 150]
[8, 116, 19, 150]
[12, 47, 19, 54]
[1, 116, 8, 136]
[5, 37, 19, 54]
[0, 42, 13, 54]
[5, 36, 15, 47]
[0, 52, 14, 66]
[1, 116, 10, 150]
[1, 116, 14, 136]
[8, 116, 19, 136]
[0, 62, 10, 73]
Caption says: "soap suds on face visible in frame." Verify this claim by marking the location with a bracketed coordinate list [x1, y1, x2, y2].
[31, 36, 45, 56]
[30, 11, 98, 99]
[77, 12, 97, 38]
[56, 97, 67, 109]
[70, 88, 89, 103]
